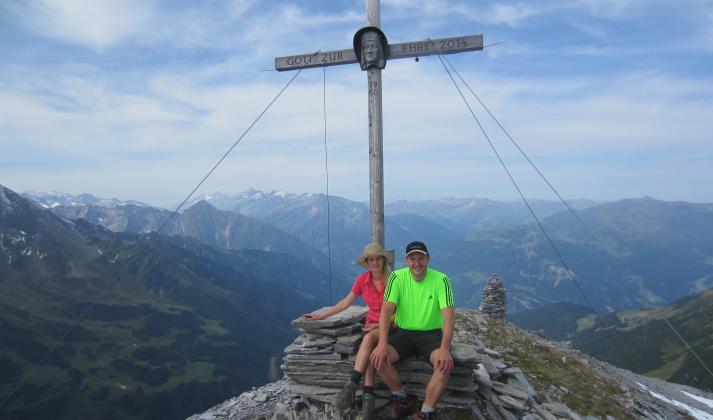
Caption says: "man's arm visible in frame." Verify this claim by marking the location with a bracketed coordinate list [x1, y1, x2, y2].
[370, 300, 396, 370]
[434, 307, 455, 372]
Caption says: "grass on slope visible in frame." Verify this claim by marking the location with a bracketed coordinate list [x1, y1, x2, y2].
[456, 312, 634, 418]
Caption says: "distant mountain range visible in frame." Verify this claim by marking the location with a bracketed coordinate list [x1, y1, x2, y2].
[509, 288, 713, 392]
[0, 185, 324, 419]
[50, 199, 351, 297]
[23, 189, 713, 313]
[189, 189, 599, 235]
[444, 197, 713, 311]
[386, 196, 599, 234]
[187, 189, 464, 272]
[22, 191, 151, 209]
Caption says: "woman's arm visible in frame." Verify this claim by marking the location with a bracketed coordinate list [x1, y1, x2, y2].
[302, 292, 358, 320]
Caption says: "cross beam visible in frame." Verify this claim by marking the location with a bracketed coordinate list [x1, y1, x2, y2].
[275, 34, 483, 72]
[274, 0, 483, 248]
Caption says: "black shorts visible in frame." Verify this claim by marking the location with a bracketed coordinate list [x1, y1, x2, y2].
[389, 328, 442, 362]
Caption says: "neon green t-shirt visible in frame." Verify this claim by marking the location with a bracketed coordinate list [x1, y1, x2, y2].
[384, 267, 455, 331]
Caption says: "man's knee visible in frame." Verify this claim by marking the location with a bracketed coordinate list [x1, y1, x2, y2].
[437, 365, 452, 377]
[429, 357, 453, 377]
[375, 346, 400, 372]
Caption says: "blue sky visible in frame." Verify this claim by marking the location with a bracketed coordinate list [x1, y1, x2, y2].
[1, 0, 712, 207]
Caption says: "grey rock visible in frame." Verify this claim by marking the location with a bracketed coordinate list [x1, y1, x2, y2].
[299, 323, 363, 337]
[503, 367, 522, 375]
[452, 343, 481, 365]
[473, 363, 492, 388]
[254, 391, 267, 403]
[301, 337, 336, 348]
[493, 382, 529, 401]
[480, 355, 501, 378]
[543, 402, 579, 418]
[499, 394, 527, 411]
[292, 305, 368, 330]
[285, 353, 342, 361]
[483, 348, 502, 358]
[532, 403, 559, 420]
[334, 332, 362, 355]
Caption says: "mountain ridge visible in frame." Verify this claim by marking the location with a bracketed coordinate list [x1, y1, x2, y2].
[0, 184, 326, 420]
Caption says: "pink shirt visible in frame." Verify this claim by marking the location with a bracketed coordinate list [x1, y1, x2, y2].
[352, 271, 385, 325]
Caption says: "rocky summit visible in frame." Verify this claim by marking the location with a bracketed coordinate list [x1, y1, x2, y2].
[189, 307, 713, 419]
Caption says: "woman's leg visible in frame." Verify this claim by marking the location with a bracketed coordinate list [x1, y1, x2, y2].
[354, 329, 380, 385]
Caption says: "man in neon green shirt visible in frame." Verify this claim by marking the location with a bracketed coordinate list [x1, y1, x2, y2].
[370, 241, 455, 420]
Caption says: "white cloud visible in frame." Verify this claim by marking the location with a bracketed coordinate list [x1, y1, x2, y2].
[576, 0, 645, 19]
[485, 3, 538, 27]
[566, 18, 608, 38]
[3, 55, 713, 204]
[5, 0, 153, 49]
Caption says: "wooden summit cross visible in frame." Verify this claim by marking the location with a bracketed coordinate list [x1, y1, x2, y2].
[275, 0, 483, 248]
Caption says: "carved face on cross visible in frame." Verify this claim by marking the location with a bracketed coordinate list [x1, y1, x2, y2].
[360, 31, 386, 70]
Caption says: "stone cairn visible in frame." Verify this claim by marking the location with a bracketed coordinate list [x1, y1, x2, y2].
[190, 308, 594, 419]
[278, 306, 562, 418]
[480, 274, 506, 320]
[284, 305, 483, 409]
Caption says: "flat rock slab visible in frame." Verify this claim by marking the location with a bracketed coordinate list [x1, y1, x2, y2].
[292, 305, 368, 330]
[299, 323, 363, 337]
[451, 343, 482, 365]
[285, 353, 342, 361]
[301, 337, 337, 348]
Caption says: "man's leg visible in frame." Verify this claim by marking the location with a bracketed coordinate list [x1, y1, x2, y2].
[375, 331, 418, 419]
[374, 343, 402, 390]
[423, 349, 452, 409]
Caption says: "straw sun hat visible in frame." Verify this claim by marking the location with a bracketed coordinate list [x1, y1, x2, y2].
[355, 242, 394, 267]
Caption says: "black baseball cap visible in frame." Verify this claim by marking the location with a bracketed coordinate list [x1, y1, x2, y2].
[405, 241, 429, 256]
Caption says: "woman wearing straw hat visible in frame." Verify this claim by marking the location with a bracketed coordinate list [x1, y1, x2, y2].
[302, 242, 393, 417]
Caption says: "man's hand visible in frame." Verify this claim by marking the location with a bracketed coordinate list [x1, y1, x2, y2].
[370, 344, 389, 370]
[362, 323, 379, 332]
[432, 347, 453, 373]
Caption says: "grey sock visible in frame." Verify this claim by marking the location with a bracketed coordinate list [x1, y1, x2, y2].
[392, 388, 407, 399]
[421, 405, 435, 413]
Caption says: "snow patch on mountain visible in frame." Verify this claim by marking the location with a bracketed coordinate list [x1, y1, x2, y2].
[1, 185, 16, 215]
[683, 391, 713, 409]
[638, 383, 713, 419]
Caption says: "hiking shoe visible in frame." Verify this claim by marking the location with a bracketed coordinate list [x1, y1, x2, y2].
[333, 381, 358, 409]
[360, 392, 375, 420]
[379, 395, 415, 419]
[410, 412, 437, 419]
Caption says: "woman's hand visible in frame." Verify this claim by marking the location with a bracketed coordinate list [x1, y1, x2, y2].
[362, 323, 379, 332]
[301, 313, 325, 320]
